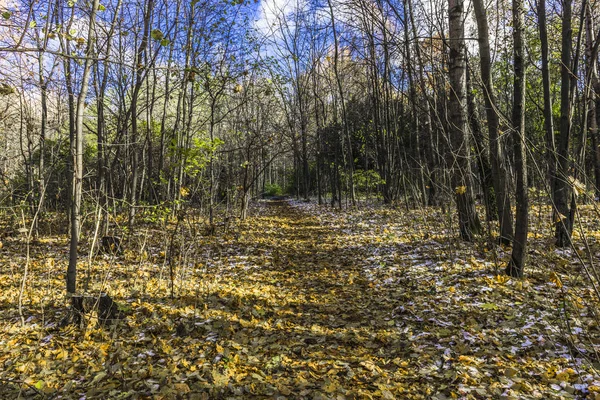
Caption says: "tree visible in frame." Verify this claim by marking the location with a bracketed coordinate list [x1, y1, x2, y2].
[537, 0, 557, 201]
[472, 0, 513, 243]
[585, 3, 600, 198]
[127, 0, 155, 228]
[553, 0, 573, 247]
[327, 0, 356, 206]
[67, 0, 101, 294]
[94, 0, 123, 237]
[466, 62, 496, 222]
[506, 0, 528, 277]
[447, 0, 482, 241]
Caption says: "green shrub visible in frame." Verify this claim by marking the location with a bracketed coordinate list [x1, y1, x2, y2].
[264, 183, 283, 197]
[342, 169, 385, 193]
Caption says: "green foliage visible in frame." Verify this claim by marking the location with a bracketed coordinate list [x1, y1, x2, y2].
[340, 169, 385, 194]
[170, 137, 224, 177]
[264, 183, 282, 197]
[151, 29, 164, 41]
[140, 204, 172, 225]
[139, 119, 162, 140]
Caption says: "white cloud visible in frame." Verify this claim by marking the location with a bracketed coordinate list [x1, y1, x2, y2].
[254, 0, 296, 37]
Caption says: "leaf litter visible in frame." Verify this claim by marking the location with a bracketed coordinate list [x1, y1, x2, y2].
[1, 201, 600, 399]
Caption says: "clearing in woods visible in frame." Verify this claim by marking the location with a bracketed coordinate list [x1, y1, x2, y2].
[0, 200, 599, 398]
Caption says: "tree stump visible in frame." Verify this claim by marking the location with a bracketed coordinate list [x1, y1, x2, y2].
[60, 293, 123, 327]
[96, 293, 122, 324]
[59, 295, 86, 328]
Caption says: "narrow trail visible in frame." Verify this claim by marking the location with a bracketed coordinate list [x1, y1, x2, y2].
[248, 200, 398, 330]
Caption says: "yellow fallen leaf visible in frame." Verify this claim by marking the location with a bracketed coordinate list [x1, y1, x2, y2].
[458, 355, 475, 365]
[554, 212, 567, 223]
[556, 370, 570, 382]
[277, 383, 291, 395]
[541, 369, 554, 380]
[174, 383, 190, 393]
[55, 349, 68, 360]
[91, 371, 107, 385]
[481, 303, 499, 310]
[550, 272, 563, 289]
[569, 176, 586, 196]
[322, 378, 339, 393]
[514, 281, 523, 290]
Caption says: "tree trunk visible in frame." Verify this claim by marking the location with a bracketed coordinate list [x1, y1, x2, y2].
[67, 0, 100, 294]
[585, 4, 600, 198]
[94, 69, 108, 236]
[62, 7, 76, 215]
[327, 0, 355, 206]
[448, 0, 482, 241]
[94, 0, 121, 236]
[506, 0, 528, 277]
[538, 0, 557, 199]
[554, 0, 573, 247]
[312, 65, 324, 205]
[472, 0, 513, 243]
[405, 0, 437, 207]
[466, 63, 496, 222]
[158, 0, 181, 201]
[37, 57, 47, 236]
[129, 0, 155, 228]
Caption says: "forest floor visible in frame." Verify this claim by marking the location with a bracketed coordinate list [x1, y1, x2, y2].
[1, 200, 600, 399]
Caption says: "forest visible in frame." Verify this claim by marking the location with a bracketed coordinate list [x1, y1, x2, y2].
[1, 0, 600, 397]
